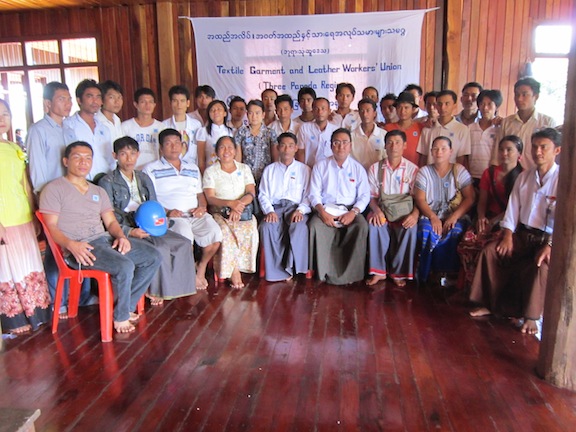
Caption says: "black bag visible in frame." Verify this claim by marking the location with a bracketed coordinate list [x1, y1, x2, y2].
[221, 203, 254, 221]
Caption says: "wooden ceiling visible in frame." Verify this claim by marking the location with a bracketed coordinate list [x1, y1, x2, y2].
[0, 0, 159, 12]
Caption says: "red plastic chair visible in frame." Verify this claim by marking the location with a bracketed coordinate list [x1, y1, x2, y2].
[36, 211, 144, 342]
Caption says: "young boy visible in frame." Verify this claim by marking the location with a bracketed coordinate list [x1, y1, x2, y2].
[261, 88, 278, 126]
[162, 85, 202, 164]
[329, 82, 360, 130]
[99, 136, 197, 304]
[96, 80, 124, 143]
[292, 86, 316, 129]
[270, 94, 299, 136]
[227, 96, 247, 134]
[121, 87, 166, 169]
[189, 85, 215, 125]
[500, 77, 556, 169]
[416, 90, 471, 167]
[351, 98, 387, 169]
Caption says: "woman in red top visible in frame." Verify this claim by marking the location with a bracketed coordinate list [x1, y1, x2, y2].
[458, 135, 524, 288]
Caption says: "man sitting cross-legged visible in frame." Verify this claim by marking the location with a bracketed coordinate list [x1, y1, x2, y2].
[99, 136, 197, 306]
[258, 132, 311, 282]
[143, 128, 222, 289]
[40, 141, 162, 334]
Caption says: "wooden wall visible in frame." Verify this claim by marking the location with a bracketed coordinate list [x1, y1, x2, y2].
[0, 0, 572, 122]
[450, 0, 574, 117]
[0, 3, 160, 120]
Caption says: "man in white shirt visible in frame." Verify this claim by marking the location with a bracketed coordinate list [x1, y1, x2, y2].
[292, 87, 316, 129]
[351, 98, 386, 170]
[28, 81, 94, 316]
[270, 94, 299, 136]
[28, 81, 73, 193]
[189, 85, 215, 125]
[261, 88, 278, 126]
[121, 87, 166, 170]
[162, 85, 202, 164]
[226, 96, 247, 134]
[500, 77, 556, 169]
[469, 128, 561, 336]
[95, 80, 125, 143]
[404, 84, 428, 120]
[329, 82, 361, 130]
[259, 132, 311, 281]
[143, 129, 222, 289]
[308, 128, 371, 285]
[417, 90, 471, 167]
[63, 79, 114, 179]
[296, 97, 337, 167]
[455, 82, 483, 126]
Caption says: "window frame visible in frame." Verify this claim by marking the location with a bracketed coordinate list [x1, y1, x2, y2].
[0, 33, 101, 135]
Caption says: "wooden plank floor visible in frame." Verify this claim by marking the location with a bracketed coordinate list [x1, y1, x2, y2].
[1, 275, 576, 432]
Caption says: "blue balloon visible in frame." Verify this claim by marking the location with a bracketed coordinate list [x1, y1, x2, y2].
[134, 200, 167, 236]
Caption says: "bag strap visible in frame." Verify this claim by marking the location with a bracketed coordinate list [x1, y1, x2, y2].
[452, 164, 459, 190]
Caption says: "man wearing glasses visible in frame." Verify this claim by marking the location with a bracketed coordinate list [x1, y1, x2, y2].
[308, 128, 370, 285]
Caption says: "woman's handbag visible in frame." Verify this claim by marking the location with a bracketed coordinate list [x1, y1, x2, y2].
[221, 203, 254, 221]
[448, 164, 463, 212]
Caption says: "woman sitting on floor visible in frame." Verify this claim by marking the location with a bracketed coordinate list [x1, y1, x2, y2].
[414, 135, 475, 283]
[99, 136, 197, 305]
[203, 136, 259, 289]
[459, 135, 523, 289]
[0, 98, 51, 334]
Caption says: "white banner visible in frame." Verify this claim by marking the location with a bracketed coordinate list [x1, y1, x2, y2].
[186, 10, 431, 112]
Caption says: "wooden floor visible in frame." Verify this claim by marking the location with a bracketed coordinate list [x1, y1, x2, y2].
[1, 275, 575, 432]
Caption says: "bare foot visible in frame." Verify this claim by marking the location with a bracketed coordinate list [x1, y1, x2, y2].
[285, 275, 293, 282]
[129, 312, 140, 323]
[521, 318, 538, 335]
[469, 307, 491, 317]
[392, 277, 407, 287]
[146, 295, 164, 306]
[59, 311, 69, 320]
[229, 268, 244, 289]
[114, 320, 135, 334]
[195, 276, 209, 290]
[366, 274, 386, 286]
[10, 324, 32, 335]
[196, 262, 209, 290]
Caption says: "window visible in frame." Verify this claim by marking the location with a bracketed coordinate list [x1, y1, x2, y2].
[0, 37, 99, 141]
[531, 24, 572, 125]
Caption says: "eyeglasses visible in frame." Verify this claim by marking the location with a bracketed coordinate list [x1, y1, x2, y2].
[332, 140, 351, 146]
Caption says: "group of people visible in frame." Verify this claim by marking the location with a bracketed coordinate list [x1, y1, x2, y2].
[0, 74, 561, 338]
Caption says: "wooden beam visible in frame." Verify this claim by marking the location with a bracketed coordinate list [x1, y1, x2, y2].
[444, 0, 462, 91]
[536, 15, 576, 390]
[156, 1, 178, 117]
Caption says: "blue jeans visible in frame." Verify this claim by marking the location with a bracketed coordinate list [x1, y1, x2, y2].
[87, 235, 161, 321]
[44, 246, 93, 310]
